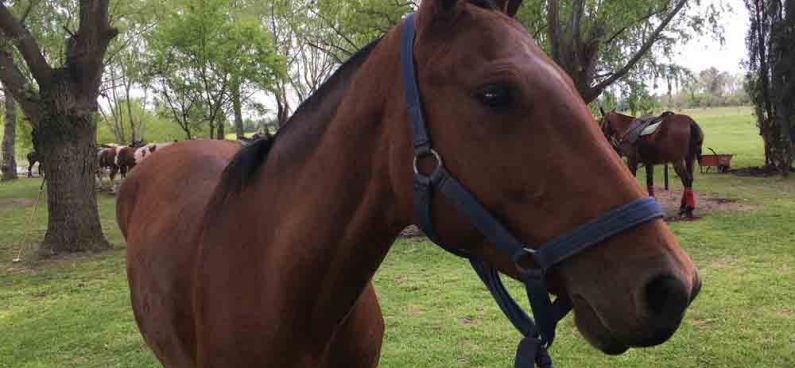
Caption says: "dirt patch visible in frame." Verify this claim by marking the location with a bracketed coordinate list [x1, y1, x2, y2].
[406, 305, 423, 316]
[456, 316, 480, 326]
[689, 317, 717, 331]
[398, 188, 752, 238]
[652, 186, 754, 221]
[708, 256, 738, 270]
[0, 198, 36, 209]
[730, 166, 791, 177]
[399, 225, 423, 238]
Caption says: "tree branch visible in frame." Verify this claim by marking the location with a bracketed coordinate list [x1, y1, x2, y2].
[59, 0, 117, 108]
[603, 7, 665, 46]
[0, 49, 39, 123]
[0, 3, 52, 85]
[306, 41, 346, 64]
[590, 0, 688, 97]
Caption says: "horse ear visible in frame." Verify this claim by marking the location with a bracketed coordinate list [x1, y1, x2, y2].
[493, 0, 523, 17]
[415, 0, 462, 36]
[419, 0, 461, 20]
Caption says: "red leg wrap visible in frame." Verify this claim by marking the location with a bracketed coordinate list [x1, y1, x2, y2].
[684, 188, 696, 209]
[647, 186, 655, 197]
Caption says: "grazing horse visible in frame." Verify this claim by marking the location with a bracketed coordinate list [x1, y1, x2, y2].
[600, 109, 704, 218]
[96, 145, 120, 186]
[116, 141, 146, 179]
[118, 1, 700, 367]
[134, 142, 175, 164]
[26, 151, 41, 178]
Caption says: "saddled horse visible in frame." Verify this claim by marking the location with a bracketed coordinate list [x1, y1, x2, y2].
[599, 109, 704, 218]
[118, 1, 700, 367]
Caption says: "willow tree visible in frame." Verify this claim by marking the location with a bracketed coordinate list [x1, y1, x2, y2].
[0, 0, 115, 253]
[746, 0, 794, 173]
[516, 0, 724, 103]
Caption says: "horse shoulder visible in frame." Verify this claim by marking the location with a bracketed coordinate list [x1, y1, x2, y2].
[120, 140, 241, 367]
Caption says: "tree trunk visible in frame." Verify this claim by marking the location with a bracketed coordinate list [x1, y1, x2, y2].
[36, 97, 110, 255]
[216, 116, 225, 140]
[772, 0, 795, 175]
[1, 93, 18, 181]
[0, 0, 116, 255]
[232, 79, 244, 138]
[276, 92, 289, 128]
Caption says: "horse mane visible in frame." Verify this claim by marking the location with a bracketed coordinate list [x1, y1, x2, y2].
[216, 38, 382, 197]
[217, 3, 509, 198]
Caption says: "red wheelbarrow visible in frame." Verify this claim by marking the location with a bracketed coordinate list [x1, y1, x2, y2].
[699, 148, 734, 173]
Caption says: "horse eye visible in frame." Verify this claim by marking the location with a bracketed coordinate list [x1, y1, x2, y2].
[476, 84, 513, 109]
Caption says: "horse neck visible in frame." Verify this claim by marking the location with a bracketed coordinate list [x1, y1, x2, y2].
[201, 31, 410, 355]
[610, 114, 636, 135]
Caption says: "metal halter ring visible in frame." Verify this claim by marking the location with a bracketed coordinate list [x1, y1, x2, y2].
[413, 149, 443, 176]
[515, 248, 544, 278]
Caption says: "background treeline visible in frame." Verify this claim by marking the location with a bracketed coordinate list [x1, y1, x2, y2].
[599, 67, 750, 115]
[2, 0, 735, 147]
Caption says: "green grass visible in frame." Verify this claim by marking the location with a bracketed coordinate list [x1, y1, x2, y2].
[678, 106, 762, 168]
[1, 106, 794, 367]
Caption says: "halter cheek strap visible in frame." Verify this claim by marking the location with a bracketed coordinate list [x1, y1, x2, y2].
[400, 13, 664, 368]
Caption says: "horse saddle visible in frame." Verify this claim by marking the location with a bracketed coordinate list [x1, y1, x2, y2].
[623, 111, 673, 144]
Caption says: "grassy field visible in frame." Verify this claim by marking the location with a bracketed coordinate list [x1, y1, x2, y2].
[1, 106, 794, 367]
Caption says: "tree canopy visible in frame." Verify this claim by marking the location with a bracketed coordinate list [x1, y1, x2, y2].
[0, 0, 720, 142]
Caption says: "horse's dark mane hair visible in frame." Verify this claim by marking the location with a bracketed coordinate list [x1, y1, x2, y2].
[217, 38, 382, 197]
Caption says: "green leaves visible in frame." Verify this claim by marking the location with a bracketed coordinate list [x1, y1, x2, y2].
[517, 0, 726, 104]
[146, 0, 285, 138]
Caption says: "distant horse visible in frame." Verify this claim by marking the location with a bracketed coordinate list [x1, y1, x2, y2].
[134, 141, 176, 164]
[26, 151, 41, 178]
[96, 145, 120, 187]
[600, 109, 704, 218]
[116, 140, 147, 179]
[118, 2, 699, 367]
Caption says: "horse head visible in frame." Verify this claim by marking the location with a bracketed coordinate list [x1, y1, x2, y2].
[129, 139, 147, 149]
[395, 0, 700, 354]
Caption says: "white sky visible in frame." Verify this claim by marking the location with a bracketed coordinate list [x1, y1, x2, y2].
[677, 0, 748, 74]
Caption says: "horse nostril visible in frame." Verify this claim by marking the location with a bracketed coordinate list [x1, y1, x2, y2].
[644, 275, 689, 317]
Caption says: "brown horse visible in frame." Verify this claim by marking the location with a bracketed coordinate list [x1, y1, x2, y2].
[600, 109, 704, 218]
[97, 145, 120, 186]
[116, 140, 146, 179]
[118, 1, 700, 367]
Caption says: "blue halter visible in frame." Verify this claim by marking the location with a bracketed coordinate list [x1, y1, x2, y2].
[400, 13, 664, 368]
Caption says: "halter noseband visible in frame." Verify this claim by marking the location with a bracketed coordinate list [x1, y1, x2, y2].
[400, 13, 664, 368]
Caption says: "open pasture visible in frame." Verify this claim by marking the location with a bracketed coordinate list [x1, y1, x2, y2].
[1, 107, 793, 367]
